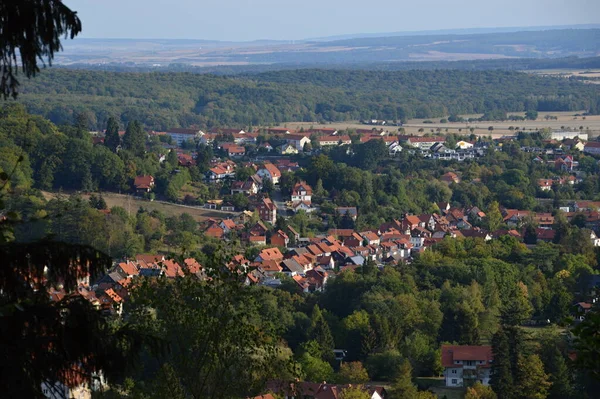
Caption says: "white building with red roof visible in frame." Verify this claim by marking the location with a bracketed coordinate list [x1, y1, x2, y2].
[441, 345, 493, 387]
[291, 181, 313, 203]
[257, 163, 282, 184]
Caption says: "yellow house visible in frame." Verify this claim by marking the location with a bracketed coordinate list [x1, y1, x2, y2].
[455, 140, 474, 149]
[279, 144, 299, 155]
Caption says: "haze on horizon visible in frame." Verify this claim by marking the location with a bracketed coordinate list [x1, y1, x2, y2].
[73, 0, 599, 42]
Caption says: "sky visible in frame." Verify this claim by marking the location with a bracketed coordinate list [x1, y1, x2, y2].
[71, 0, 600, 41]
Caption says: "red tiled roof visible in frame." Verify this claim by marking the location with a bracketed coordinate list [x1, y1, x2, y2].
[258, 247, 284, 261]
[441, 345, 493, 368]
[292, 181, 313, 196]
[249, 235, 267, 243]
[134, 175, 154, 189]
[261, 163, 282, 178]
[118, 262, 139, 276]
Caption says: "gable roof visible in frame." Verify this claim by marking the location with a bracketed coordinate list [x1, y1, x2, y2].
[134, 175, 154, 189]
[260, 163, 282, 178]
[441, 345, 493, 368]
[257, 247, 284, 261]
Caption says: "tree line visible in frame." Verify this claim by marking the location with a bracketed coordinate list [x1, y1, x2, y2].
[15, 68, 600, 131]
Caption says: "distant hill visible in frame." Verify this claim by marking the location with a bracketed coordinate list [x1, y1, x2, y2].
[56, 27, 600, 68]
[308, 23, 600, 41]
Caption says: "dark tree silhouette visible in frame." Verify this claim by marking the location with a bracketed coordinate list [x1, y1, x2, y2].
[0, 0, 81, 98]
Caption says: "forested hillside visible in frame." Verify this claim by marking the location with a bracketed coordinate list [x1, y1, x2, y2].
[18, 68, 600, 130]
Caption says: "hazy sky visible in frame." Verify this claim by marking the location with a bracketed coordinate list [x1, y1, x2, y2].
[72, 0, 600, 41]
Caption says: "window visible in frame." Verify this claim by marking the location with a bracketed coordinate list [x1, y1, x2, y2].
[451, 379, 458, 384]
[452, 369, 457, 374]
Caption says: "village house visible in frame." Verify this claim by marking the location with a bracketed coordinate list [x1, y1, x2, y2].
[255, 247, 284, 263]
[562, 139, 585, 151]
[133, 175, 154, 193]
[271, 229, 290, 248]
[257, 163, 282, 184]
[404, 136, 445, 150]
[285, 134, 311, 151]
[584, 141, 600, 155]
[208, 161, 236, 181]
[259, 142, 274, 152]
[279, 143, 299, 155]
[318, 135, 352, 146]
[440, 172, 460, 184]
[166, 128, 204, 146]
[257, 197, 277, 224]
[292, 201, 315, 214]
[502, 209, 530, 227]
[455, 140, 474, 149]
[291, 181, 313, 203]
[442, 345, 493, 387]
[230, 177, 259, 195]
[226, 145, 246, 157]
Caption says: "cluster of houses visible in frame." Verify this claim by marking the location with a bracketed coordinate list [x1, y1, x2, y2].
[197, 197, 600, 292]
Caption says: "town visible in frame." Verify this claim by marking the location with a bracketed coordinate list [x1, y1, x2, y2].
[3, 7, 600, 398]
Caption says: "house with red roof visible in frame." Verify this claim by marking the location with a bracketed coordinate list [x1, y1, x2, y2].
[257, 163, 282, 184]
[441, 345, 493, 387]
[440, 172, 460, 184]
[205, 223, 225, 239]
[226, 145, 246, 157]
[133, 175, 155, 193]
[285, 134, 311, 151]
[115, 261, 139, 278]
[257, 197, 277, 224]
[270, 229, 289, 248]
[291, 181, 313, 203]
[584, 141, 600, 155]
[255, 247, 284, 263]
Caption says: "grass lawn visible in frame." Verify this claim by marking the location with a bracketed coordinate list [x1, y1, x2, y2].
[42, 191, 237, 222]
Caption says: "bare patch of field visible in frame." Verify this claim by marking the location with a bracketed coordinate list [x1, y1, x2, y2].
[528, 69, 600, 84]
[41, 191, 236, 222]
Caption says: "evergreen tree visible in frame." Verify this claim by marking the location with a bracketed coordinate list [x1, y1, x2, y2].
[122, 120, 146, 156]
[391, 360, 418, 399]
[309, 305, 335, 361]
[104, 116, 120, 152]
[501, 282, 533, 326]
[546, 347, 573, 399]
[491, 328, 514, 399]
[515, 354, 551, 399]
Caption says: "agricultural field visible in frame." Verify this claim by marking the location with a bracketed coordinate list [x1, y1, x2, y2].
[280, 111, 600, 138]
[529, 68, 600, 84]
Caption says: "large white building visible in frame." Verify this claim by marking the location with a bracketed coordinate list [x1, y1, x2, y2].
[166, 128, 205, 146]
[584, 141, 600, 155]
[551, 131, 588, 141]
[442, 345, 493, 387]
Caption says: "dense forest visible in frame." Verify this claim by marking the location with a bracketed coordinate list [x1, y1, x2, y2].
[17, 68, 600, 130]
